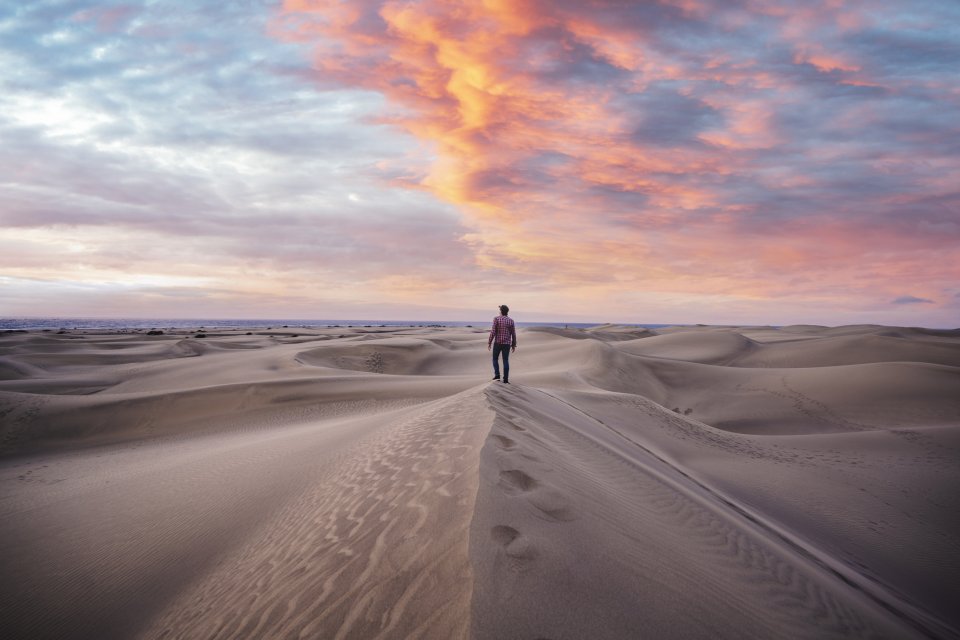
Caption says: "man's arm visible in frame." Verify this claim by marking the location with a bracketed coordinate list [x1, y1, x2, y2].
[510, 321, 517, 350]
[488, 317, 497, 349]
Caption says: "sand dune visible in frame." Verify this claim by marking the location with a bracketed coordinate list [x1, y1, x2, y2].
[615, 329, 758, 364]
[1, 324, 958, 639]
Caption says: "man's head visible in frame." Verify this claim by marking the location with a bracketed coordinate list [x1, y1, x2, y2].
[499, 305, 509, 315]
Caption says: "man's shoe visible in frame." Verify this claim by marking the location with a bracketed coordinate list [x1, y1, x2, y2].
[502, 380, 509, 384]
[492, 376, 500, 380]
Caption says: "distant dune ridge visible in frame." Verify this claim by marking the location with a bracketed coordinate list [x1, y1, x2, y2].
[1, 324, 958, 639]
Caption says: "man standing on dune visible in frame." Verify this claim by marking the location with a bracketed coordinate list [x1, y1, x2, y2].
[488, 304, 517, 384]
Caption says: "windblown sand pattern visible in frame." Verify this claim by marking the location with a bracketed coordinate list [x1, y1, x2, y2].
[1, 324, 958, 639]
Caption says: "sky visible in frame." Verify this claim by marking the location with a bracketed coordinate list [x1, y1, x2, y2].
[1, 1, 958, 326]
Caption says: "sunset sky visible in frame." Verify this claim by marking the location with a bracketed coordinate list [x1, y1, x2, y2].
[2, 1, 958, 326]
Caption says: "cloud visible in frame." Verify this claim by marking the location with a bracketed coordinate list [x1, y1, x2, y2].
[892, 295, 935, 305]
[274, 0, 960, 322]
[2, 1, 959, 326]
[0, 0, 497, 317]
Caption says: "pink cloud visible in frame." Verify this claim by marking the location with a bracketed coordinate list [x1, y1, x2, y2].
[268, 1, 960, 323]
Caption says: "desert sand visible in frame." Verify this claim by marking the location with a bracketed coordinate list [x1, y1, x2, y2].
[1, 323, 958, 639]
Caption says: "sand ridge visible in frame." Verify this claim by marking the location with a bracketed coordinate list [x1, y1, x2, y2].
[1, 323, 958, 638]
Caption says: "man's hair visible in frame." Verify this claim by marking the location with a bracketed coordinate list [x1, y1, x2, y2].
[499, 305, 509, 315]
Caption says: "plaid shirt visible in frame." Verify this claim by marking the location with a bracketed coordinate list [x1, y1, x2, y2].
[489, 315, 517, 347]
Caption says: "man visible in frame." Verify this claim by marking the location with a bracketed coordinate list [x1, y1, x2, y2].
[488, 304, 517, 384]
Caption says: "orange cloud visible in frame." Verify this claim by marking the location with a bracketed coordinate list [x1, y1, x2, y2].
[277, 1, 715, 223]
[273, 0, 960, 319]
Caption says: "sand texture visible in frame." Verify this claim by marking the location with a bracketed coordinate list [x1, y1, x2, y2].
[1, 323, 958, 639]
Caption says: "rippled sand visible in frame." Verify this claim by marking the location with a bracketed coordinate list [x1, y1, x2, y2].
[1, 324, 958, 639]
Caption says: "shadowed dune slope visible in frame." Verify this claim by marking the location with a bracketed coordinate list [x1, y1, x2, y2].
[0, 329, 485, 455]
[575, 341, 960, 435]
[470, 384, 953, 640]
[615, 329, 757, 364]
[736, 332, 960, 368]
[527, 324, 655, 342]
[296, 336, 489, 376]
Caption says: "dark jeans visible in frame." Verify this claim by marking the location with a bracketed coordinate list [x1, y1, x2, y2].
[492, 343, 512, 380]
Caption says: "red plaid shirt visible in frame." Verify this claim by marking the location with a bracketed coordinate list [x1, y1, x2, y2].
[489, 315, 517, 347]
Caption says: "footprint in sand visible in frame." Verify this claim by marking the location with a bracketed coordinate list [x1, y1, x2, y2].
[491, 524, 520, 545]
[498, 470, 578, 522]
[491, 434, 517, 450]
[499, 469, 538, 493]
[490, 525, 537, 568]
